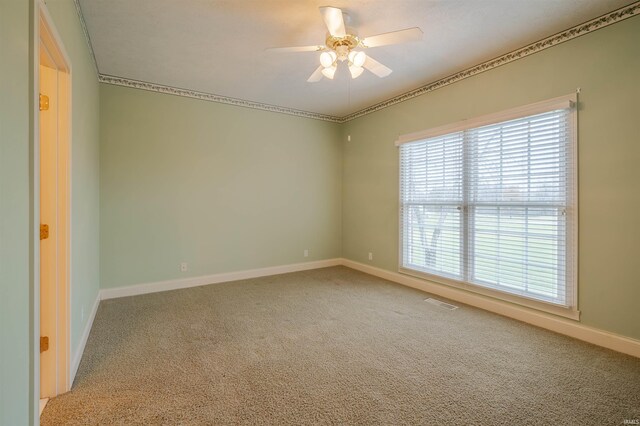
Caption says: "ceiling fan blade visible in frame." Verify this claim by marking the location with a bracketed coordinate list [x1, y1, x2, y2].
[265, 45, 324, 53]
[307, 65, 324, 83]
[361, 27, 423, 48]
[363, 56, 392, 78]
[319, 6, 346, 37]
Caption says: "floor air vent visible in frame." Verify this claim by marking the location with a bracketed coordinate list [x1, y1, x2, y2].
[425, 298, 459, 310]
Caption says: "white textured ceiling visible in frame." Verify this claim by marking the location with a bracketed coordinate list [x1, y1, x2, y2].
[79, 0, 630, 117]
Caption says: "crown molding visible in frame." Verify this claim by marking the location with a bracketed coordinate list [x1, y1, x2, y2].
[341, 1, 640, 122]
[72, 0, 99, 74]
[97, 74, 343, 122]
[76, 1, 639, 123]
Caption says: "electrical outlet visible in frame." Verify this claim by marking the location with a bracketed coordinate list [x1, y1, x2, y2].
[347, 135, 351, 141]
[180, 262, 188, 272]
[304, 249, 309, 258]
[368, 252, 373, 261]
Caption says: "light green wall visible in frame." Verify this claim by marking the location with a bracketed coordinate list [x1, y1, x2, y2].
[2, 4, 637, 425]
[0, 0, 33, 423]
[100, 15, 640, 341]
[0, 1, 100, 424]
[99, 84, 342, 288]
[342, 16, 640, 339]
[45, 0, 101, 355]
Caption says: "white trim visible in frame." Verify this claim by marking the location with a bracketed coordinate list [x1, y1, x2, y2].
[570, 92, 579, 322]
[395, 93, 576, 146]
[99, 258, 342, 300]
[39, 3, 72, 73]
[39, 399, 48, 418]
[397, 97, 578, 319]
[32, 1, 42, 422]
[342, 3, 639, 122]
[341, 259, 640, 358]
[93, 257, 639, 358]
[398, 267, 580, 320]
[98, 74, 342, 123]
[37, 0, 74, 405]
[72, 2, 640, 123]
[70, 293, 99, 386]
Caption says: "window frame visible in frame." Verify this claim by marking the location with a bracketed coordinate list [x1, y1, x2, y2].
[397, 94, 579, 320]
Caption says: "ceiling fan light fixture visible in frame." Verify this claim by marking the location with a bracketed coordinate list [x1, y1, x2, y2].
[270, 6, 414, 83]
[320, 51, 337, 68]
[321, 65, 337, 79]
[348, 64, 364, 79]
[348, 51, 366, 68]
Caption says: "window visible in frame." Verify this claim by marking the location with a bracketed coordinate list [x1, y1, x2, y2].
[398, 95, 577, 318]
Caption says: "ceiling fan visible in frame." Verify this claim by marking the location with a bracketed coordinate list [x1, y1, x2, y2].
[267, 6, 423, 82]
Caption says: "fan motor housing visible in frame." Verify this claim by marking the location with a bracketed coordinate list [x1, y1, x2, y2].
[326, 34, 360, 61]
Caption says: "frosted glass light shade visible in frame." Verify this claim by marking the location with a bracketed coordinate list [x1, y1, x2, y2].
[348, 51, 366, 67]
[320, 51, 337, 68]
[321, 65, 337, 79]
[349, 64, 364, 79]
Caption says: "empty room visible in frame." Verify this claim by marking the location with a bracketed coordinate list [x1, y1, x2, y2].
[2, 0, 640, 424]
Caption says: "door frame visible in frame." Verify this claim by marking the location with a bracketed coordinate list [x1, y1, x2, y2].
[35, 0, 72, 406]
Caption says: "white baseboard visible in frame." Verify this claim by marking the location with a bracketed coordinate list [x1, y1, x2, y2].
[99, 258, 342, 300]
[70, 292, 100, 385]
[92, 257, 639, 358]
[341, 258, 640, 358]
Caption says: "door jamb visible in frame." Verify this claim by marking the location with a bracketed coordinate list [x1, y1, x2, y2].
[35, 0, 73, 407]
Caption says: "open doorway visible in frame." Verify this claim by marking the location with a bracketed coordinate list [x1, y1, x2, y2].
[38, 5, 71, 416]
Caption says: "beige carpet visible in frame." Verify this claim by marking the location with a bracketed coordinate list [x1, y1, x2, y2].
[42, 266, 640, 425]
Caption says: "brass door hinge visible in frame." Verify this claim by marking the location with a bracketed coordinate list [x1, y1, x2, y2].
[39, 93, 49, 111]
[40, 224, 49, 240]
[40, 336, 49, 353]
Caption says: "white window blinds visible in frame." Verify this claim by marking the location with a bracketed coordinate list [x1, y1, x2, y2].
[399, 97, 577, 313]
